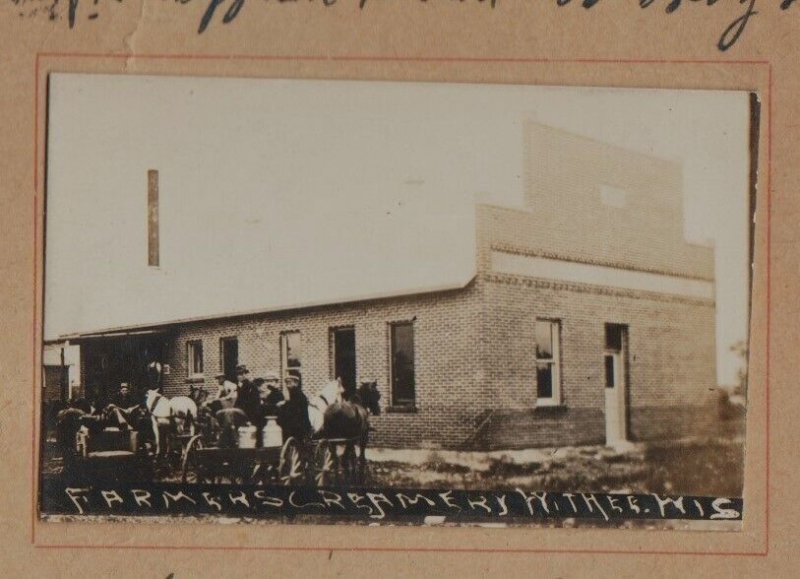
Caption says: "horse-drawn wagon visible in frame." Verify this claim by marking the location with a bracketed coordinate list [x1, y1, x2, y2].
[55, 404, 154, 483]
[180, 430, 363, 486]
[53, 378, 381, 487]
[180, 379, 381, 487]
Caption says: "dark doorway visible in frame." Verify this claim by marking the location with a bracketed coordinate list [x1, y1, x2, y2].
[390, 321, 416, 407]
[332, 327, 356, 393]
[221, 337, 239, 382]
[80, 335, 168, 403]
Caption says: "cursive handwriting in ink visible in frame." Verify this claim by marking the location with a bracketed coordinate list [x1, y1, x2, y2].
[13, 0, 799, 52]
[198, 0, 246, 33]
[717, 0, 758, 52]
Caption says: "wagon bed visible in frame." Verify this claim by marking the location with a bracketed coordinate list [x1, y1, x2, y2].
[180, 434, 363, 486]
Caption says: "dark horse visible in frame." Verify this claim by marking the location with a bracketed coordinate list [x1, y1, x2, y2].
[318, 381, 381, 483]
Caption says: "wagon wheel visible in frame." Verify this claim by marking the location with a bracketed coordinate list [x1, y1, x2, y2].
[278, 438, 305, 486]
[250, 456, 278, 486]
[76, 431, 89, 459]
[313, 442, 337, 487]
[167, 433, 183, 468]
[218, 460, 250, 485]
[341, 442, 359, 485]
[181, 435, 206, 484]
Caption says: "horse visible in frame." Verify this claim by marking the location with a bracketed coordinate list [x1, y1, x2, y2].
[307, 379, 346, 434]
[312, 380, 381, 482]
[144, 389, 198, 456]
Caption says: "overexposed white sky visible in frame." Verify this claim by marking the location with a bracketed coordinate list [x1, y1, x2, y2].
[45, 75, 751, 385]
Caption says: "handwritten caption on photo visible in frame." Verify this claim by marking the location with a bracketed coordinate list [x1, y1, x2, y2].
[45, 481, 743, 523]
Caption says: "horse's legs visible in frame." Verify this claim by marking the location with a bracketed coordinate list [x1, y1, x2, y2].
[357, 428, 369, 484]
[151, 416, 160, 456]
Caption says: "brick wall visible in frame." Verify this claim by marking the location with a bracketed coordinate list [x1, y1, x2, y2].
[160, 284, 485, 449]
[479, 273, 718, 449]
[484, 123, 716, 281]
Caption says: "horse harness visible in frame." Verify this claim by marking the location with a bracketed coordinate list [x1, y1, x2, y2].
[309, 392, 333, 414]
[147, 391, 167, 414]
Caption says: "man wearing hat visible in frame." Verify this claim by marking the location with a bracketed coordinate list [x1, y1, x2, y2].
[277, 370, 311, 442]
[214, 372, 238, 409]
[234, 364, 261, 426]
[258, 371, 285, 417]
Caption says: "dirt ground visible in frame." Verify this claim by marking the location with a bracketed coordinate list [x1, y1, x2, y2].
[42, 434, 744, 497]
[365, 437, 745, 497]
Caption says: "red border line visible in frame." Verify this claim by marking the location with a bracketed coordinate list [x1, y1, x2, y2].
[31, 544, 765, 556]
[34, 52, 770, 66]
[764, 62, 773, 556]
[31, 51, 41, 546]
[31, 53, 772, 556]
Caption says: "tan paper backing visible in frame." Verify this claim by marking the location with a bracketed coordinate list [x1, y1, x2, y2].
[0, 1, 795, 576]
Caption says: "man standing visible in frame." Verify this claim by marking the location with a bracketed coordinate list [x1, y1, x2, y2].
[277, 372, 311, 442]
[258, 371, 285, 416]
[234, 364, 261, 426]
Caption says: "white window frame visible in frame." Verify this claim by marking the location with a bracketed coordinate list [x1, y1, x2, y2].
[535, 319, 562, 406]
[186, 340, 204, 379]
[280, 331, 302, 383]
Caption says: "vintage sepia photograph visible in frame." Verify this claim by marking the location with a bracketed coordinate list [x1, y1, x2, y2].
[39, 75, 754, 529]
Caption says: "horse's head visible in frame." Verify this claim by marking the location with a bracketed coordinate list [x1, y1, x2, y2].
[358, 381, 381, 416]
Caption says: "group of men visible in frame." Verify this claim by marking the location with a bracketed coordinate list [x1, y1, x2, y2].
[214, 364, 312, 441]
[95, 363, 313, 445]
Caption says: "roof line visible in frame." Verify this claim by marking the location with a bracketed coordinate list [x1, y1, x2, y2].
[59, 276, 477, 340]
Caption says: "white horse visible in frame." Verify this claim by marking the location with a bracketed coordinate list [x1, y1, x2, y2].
[307, 379, 345, 433]
[145, 389, 198, 455]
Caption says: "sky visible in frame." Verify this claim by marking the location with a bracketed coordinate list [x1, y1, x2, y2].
[45, 75, 751, 385]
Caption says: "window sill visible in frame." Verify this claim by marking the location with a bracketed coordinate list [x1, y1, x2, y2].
[533, 404, 568, 416]
[186, 376, 206, 383]
[386, 405, 418, 414]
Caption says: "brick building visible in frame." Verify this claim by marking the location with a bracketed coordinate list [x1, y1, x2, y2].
[64, 123, 717, 450]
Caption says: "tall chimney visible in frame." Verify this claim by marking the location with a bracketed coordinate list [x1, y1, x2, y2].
[148, 169, 159, 267]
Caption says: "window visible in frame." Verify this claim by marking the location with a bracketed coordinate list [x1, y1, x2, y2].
[331, 327, 357, 393]
[390, 321, 416, 407]
[220, 337, 238, 382]
[535, 319, 561, 405]
[187, 340, 204, 378]
[280, 331, 302, 383]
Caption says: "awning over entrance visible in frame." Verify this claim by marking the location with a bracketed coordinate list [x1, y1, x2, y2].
[65, 329, 169, 343]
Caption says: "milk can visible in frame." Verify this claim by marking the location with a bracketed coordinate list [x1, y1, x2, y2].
[262, 418, 282, 448]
